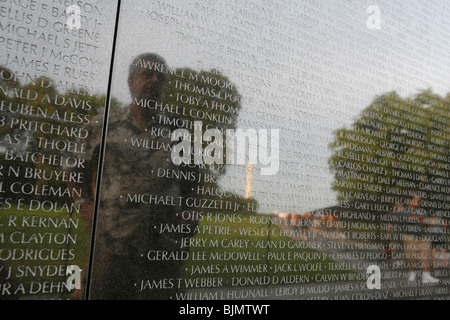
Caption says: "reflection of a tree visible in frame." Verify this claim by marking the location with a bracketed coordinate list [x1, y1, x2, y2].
[1, 64, 257, 209]
[1, 64, 258, 298]
[0, 64, 119, 299]
[159, 67, 257, 210]
[328, 89, 450, 230]
[0, 65, 120, 201]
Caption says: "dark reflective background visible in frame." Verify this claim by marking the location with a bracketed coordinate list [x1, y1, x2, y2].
[1, 0, 449, 300]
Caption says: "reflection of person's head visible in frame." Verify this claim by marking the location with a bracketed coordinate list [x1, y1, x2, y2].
[128, 53, 167, 101]
[409, 196, 421, 209]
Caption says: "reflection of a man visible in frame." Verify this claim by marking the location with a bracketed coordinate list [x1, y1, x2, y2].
[402, 196, 439, 284]
[74, 53, 197, 299]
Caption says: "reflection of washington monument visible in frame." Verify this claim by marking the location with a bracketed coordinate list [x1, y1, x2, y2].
[245, 163, 253, 199]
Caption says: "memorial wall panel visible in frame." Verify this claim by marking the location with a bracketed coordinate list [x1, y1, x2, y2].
[0, 0, 119, 299]
[1, 0, 450, 301]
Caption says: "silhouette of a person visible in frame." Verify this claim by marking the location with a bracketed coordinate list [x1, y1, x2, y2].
[73, 53, 197, 299]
